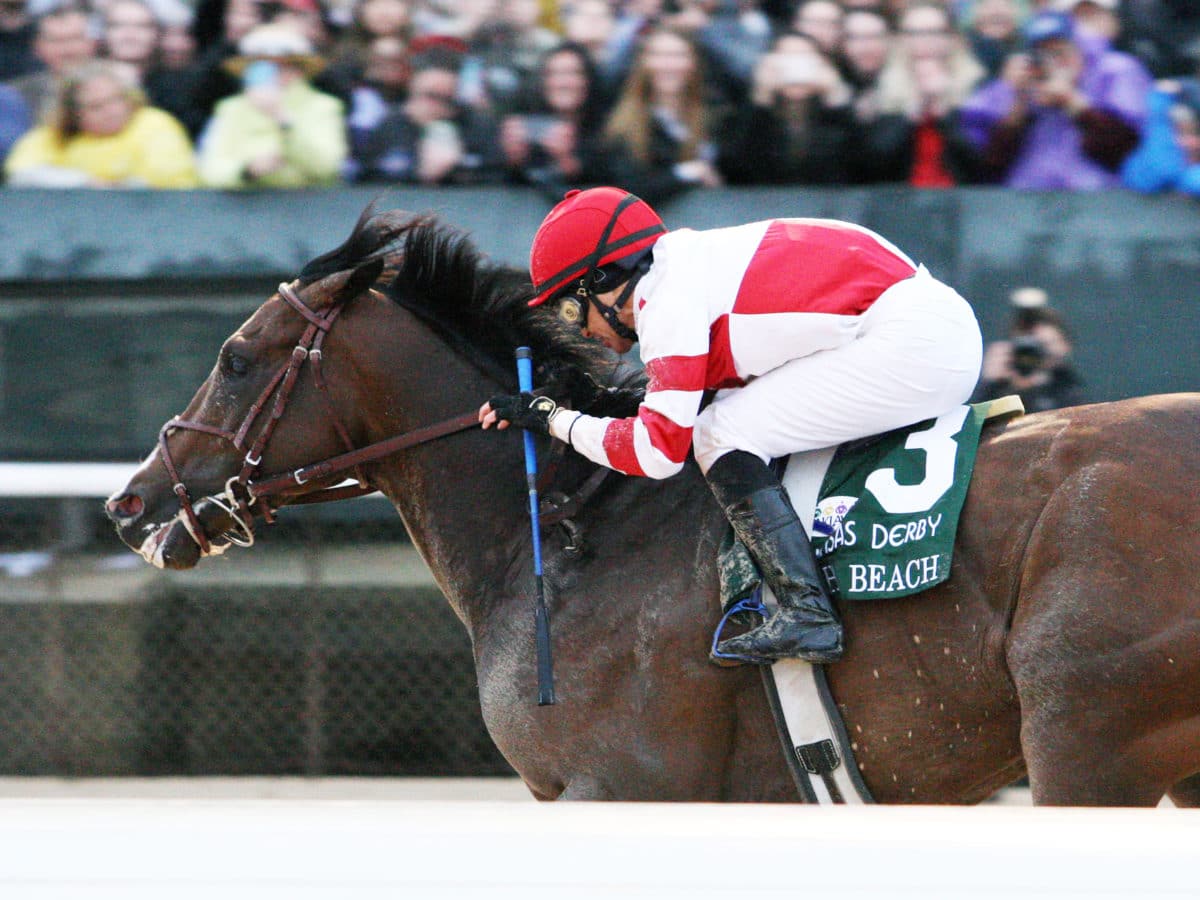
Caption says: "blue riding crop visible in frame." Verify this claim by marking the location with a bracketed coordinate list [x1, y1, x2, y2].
[516, 347, 557, 706]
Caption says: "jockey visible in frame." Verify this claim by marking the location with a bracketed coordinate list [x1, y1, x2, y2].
[480, 186, 983, 664]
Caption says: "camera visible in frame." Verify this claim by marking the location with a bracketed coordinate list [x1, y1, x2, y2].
[1011, 335, 1045, 376]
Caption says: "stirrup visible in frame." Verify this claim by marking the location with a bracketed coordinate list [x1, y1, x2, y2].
[710, 592, 774, 667]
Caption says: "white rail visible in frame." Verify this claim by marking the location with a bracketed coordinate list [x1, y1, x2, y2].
[0, 463, 138, 498]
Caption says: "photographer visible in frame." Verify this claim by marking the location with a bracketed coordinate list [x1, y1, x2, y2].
[959, 10, 1152, 189]
[973, 287, 1085, 413]
[716, 30, 856, 185]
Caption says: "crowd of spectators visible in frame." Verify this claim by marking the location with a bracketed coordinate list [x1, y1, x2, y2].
[0, 0, 1197, 198]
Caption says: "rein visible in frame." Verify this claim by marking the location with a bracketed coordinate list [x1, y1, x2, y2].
[157, 281, 481, 554]
[247, 410, 480, 501]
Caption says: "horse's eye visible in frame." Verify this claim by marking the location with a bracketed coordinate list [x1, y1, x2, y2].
[224, 352, 250, 377]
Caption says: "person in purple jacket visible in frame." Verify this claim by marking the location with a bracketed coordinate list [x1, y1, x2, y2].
[958, 9, 1152, 189]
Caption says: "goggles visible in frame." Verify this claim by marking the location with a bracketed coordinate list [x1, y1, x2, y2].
[556, 290, 589, 328]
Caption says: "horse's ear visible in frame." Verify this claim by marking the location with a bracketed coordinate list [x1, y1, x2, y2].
[336, 258, 386, 305]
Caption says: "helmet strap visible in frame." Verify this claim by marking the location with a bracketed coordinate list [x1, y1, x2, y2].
[586, 254, 650, 344]
[595, 284, 639, 343]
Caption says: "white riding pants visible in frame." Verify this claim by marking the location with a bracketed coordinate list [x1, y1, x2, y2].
[692, 266, 983, 474]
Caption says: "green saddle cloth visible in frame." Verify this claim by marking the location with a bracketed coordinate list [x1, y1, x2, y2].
[719, 399, 1020, 608]
[811, 403, 993, 600]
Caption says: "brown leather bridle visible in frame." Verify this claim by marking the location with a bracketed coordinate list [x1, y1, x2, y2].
[156, 281, 479, 555]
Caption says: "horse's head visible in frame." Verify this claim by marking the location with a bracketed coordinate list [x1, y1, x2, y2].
[106, 204, 638, 570]
[105, 257, 387, 570]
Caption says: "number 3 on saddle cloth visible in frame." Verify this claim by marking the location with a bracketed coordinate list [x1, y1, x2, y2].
[710, 396, 1024, 804]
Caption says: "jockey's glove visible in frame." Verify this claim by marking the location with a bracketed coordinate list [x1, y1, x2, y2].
[489, 392, 559, 434]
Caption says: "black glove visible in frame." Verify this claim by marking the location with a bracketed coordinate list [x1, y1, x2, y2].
[489, 392, 559, 434]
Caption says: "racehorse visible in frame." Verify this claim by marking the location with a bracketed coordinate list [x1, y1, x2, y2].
[106, 206, 1200, 806]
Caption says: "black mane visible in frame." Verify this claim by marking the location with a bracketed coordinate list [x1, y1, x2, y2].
[297, 204, 618, 392]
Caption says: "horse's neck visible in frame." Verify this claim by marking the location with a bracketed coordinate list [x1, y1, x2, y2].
[376, 425, 526, 626]
[352, 329, 530, 629]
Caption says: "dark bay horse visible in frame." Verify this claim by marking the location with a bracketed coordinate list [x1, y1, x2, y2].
[106, 207, 1200, 806]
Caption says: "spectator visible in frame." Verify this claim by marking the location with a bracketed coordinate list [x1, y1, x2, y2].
[561, 0, 625, 101]
[271, 0, 334, 54]
[355, 0, 411, 42]
[344, 33, 409, 158]
[327, 0, 412, 83]
[197, 22, 346, 187]
[0, 0, 38, 80]
[858, 1, 986, 185]
[1061, 0, 1119, 47]
[270, 0, 357, 104]
[959, 10, 1151, 188]
[664, 0, 774, 108]
[102, 0, 214, 134]
[965, 0, 1025, 79]
[1119, 0, 1200, 80]
[456, 0, 558, 114]
[1121, 77, 1200, 197]
[144, 0, 211, 135]
[158, 1, 198, 70]
[499, 40, 608, 196]
[717, 31, 856, 184]
[346, 45, 501, 183]
[6, 4, 95, 120]
[973, 286, 1084, 413]
[101, 0, 161, 84]
[601, 24, 723, 204]
[608, 0, 664, 93]
[792, 0, 842, 58]
[0, 81, 30, 168]
[839, 8, 892, 127]
[4, 58, 197, 186]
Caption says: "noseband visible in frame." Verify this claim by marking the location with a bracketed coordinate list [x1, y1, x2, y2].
[157, 281, 479, 555]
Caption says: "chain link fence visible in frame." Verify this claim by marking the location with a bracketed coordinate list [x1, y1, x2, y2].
[0, 494, 514, 777]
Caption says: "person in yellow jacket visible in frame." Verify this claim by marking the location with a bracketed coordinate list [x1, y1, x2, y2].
[5, 60, 198, 189]
[198, 23, 347, 189]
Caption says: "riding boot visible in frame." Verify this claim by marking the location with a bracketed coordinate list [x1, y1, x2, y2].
[706, 451, 844, 664]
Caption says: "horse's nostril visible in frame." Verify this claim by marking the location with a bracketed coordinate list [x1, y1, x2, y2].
[106, 492, 144, 521]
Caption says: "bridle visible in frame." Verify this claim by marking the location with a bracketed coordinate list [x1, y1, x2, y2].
[156, 280, 479, 555]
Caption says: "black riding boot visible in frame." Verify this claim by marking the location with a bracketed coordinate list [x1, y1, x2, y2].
[707, 451, 844, 664]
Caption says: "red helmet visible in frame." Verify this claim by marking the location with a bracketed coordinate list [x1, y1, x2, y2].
[528, 187, 666, 307]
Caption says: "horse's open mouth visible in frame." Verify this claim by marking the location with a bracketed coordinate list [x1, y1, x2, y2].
[136, 517, 202, 570]
[132, 498, 241, 570]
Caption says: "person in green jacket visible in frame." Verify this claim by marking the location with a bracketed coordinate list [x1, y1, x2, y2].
[198, 22, 346, 188]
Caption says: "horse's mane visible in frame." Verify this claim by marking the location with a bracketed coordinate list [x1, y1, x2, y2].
[297, 204, 618, 392]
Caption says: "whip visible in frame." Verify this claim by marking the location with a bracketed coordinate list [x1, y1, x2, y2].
[516, 347, 557, 706]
